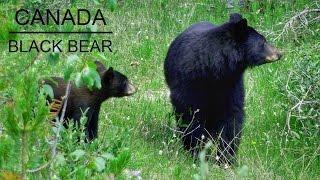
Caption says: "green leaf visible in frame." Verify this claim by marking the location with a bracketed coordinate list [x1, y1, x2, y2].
[81, 66, 101, 90]
[91, 69, 102, 89]
[94, 157, 106, 172]
[41, 84, 54, 99]
[101, 153, 115, 160]
[97, 54, 107, 61]
[75, 72, 83, 87]
[66, 54, 79, 65]
[81, 68, 95, 89]
[4, 106, 21, 138]
[47, 52, 60, 66]
[63, 66, 73, 81]
[86, 61, 101, 89]
[87, 60, 97, 69]
[70, 149, 86, 161]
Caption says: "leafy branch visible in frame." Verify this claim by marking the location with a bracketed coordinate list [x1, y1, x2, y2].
[27, 81, 71, 173]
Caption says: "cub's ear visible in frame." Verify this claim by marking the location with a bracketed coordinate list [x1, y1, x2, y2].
[229, 13, 243, 23]
[107, 67, 113, 73]
[102, 67, 114, 82]
[94, 61, 107, 73]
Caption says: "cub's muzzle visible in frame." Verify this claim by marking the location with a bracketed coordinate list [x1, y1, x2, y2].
[124, 82, 136, 96]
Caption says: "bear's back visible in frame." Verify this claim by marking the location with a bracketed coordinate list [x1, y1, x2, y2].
[43, 77, 96, 114]
[184, 22, 216, 33]
[43, 77, 67, 101]
[164, 22, 217, 87]
[173, 22, 216, 44]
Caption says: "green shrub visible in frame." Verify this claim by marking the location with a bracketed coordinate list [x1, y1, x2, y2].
[279, 43, 319, 158]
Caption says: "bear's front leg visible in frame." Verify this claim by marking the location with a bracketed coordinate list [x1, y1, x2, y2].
[86, 104, 101, 141]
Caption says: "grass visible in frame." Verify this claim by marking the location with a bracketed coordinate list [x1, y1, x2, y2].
[0, 0, 319, 179]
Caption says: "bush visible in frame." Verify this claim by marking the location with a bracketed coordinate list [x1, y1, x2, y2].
[280, 43, 319, 155]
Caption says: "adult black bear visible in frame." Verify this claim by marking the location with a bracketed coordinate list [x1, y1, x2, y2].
[43, 61, 136, 141]
[164, 13, 282, 164]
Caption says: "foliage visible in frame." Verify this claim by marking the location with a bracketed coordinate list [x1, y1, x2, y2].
[2, 72, 50, 179]
[49, 117, 131, 178]
[278, 43, 319, 160]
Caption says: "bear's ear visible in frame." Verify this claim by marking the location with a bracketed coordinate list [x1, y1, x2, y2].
[102, 67, 114, 83]
[229, 13, 243, 23]
[235, 18, 247, 31]
[229, 17, 248, 42]
[107, 67, 113, 72]
[94, 61, 107, 73]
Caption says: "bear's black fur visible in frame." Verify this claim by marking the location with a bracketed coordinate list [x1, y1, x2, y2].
[164, 13, 282, 164]
[43, 61, 136, 141]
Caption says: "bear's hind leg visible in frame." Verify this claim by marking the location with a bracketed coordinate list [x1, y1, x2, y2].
[216, 113, 243, 165]
[179, 120, 206, 156]
[174, 107, 206, 155]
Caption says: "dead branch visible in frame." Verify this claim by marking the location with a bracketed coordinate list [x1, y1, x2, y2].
[275, 8, 320, 40]
[283, 85, 313, 134]
[27, 81, 71, 173]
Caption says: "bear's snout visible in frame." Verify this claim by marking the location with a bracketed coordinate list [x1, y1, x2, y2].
[265, 44, 282, 62]
[124, 82, 136, 96]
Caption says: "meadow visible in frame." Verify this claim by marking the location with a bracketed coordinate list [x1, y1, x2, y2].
[0, 0, 319, 179]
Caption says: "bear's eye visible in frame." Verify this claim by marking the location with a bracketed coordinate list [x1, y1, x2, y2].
[121, 81, 127, 88]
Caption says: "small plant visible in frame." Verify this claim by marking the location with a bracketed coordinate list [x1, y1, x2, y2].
[51, 115, 132, 178]
[2, 72, 50, 179]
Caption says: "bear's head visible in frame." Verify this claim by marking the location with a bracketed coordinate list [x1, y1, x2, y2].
[227, 13, 282, 66]
[95, 61, 136, 97]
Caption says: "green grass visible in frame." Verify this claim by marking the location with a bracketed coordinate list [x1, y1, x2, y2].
[0, 0, 319, 179]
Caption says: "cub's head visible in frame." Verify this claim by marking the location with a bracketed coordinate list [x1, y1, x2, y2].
[227, 13, 282, 66]
[95, 61, 136, 97]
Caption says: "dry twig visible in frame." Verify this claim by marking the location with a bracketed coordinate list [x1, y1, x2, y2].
[27, 81, 71, 173]
[275, 8, 320, 40]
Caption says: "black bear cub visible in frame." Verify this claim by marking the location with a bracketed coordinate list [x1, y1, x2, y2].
[44, 61, 136, 141]
[164, 13, 282, 164]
